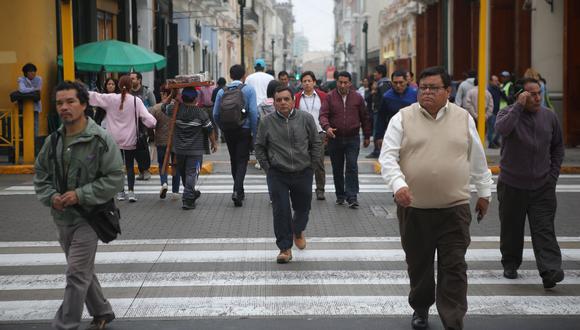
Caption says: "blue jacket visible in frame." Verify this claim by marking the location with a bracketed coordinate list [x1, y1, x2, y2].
[378, 87, 417, 131]
[212, 80, 258, 137]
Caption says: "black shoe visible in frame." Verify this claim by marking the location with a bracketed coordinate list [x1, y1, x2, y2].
[503, 268, 518, 279]
[543, 269, 564, 289]
[348, 200, 359, 209]
[182, 199, 196, 210]
[365, 151, 379, 159]
[335, 198, 345, 205]
[232, 192, 243, 207]
[193, 190, 201, 202]
[411, 312, 428, 330]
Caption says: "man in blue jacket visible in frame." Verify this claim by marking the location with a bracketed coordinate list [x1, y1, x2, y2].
[213, 64, 258, 207]
[377, 70, 418, 136]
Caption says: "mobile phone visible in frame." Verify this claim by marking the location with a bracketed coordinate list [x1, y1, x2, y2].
[514, 88, 524, 99]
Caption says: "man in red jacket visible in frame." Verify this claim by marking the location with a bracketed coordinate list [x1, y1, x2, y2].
[319, 71, 371, 208]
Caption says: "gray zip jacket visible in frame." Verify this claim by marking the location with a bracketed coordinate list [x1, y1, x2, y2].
[255, 109, 322, 173]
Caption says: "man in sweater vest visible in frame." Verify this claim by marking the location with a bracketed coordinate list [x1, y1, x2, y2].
[379, 66, 493, 330]
[495, 78, 565, 289]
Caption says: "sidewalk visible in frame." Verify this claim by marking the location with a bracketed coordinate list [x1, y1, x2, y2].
[1, 140, 580, 174]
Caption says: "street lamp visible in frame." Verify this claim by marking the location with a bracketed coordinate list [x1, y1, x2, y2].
[283, 49, 289, 71]
[238, 0, 246, 68]
[202, 40, 209, 72]
[362, 17, 369, 79]
[271, 38, 275, 72]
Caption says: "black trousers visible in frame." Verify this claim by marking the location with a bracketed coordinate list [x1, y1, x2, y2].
[224, 128, 252, 195]
[497, 180, 562, 277]
[267, 167, 313, 250]
[134, 144, 151, 172]
[397, 204, 471, 330]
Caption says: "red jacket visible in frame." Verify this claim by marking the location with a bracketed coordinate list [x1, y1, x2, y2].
[319, 89, 371, 138]
[294, 89, 327, 109]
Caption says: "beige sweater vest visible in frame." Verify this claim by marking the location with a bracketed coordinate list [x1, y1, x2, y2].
[400, 103, 472, 209]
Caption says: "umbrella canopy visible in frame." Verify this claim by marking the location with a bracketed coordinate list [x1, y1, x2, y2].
[57, 40, 167, 72]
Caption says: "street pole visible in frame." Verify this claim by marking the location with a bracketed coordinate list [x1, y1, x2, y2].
[271, 38, 275, 72]
[60, 0, 75, 81]
[477, 0, 489, 145]
[238, 0, 246, 68]
[363, 20, 368, 79]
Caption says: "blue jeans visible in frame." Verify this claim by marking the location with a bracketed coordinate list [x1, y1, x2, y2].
[328, 136, 360, 202]
[486, 115, 500, 147]
[267, 167, 313, 250]
[156, 145, 181, 193]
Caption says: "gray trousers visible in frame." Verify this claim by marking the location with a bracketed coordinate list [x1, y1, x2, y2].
[53, 222, 114, 330]
[314, 132, 326, 193]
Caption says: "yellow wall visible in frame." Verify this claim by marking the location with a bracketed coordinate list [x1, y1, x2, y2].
[0, 1, 58, 137]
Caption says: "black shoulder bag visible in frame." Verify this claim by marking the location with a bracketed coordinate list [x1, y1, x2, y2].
[49, 132, 121, 243]
[135, 96, 149, 151]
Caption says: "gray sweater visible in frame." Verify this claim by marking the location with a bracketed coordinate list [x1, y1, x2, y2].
[255, 109, 322, 173]
[495, 103, 564, 190]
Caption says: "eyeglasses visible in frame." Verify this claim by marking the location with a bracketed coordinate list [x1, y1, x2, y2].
[392, 81, 406, 85]
[418, 85, 446, 93]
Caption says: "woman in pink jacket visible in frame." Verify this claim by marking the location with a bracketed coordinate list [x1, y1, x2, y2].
[89, 75, 157, 202]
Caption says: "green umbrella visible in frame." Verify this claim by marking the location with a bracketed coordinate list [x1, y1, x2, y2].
[57, 39, 167, 72]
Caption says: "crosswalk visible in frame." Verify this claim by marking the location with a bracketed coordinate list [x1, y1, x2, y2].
[1, 236, 580, 321]
[3, 174, 580, 195]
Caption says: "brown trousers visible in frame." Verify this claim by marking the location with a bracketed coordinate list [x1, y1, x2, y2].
[397, 204, 472, 330]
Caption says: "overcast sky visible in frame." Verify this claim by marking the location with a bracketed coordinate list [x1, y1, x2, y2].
[292, 0, 335, 52]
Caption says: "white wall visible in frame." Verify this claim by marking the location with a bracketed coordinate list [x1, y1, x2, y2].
[531, 0, 563, 93]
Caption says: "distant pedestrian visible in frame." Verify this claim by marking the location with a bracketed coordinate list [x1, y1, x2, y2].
[245, 58, 274, 106]
[94, 78, 119, 127]
[367, 65, 392, 158]
[319, 71, 371, 208]
[18, 62, 43, 152]
[88, 75, 157, 202]
[213, 64, 258, 207]
[495, 77, 565, 289]
[499, 70, 515, 110]
[463, 78, 493, 125]
[454, 69, 476, 107]
[380, 66, 492, 330]
[165, 87, 217, 210]
[523, 68, 551, 108]
[295, 71, 328, 200]
[406, 71, 418, 89]
[34, 80, 124, 330]
[212, 77, 228, 142]
[278, 70, 297, 94]
[258, 80, 280, 119]
[149, 84, 181, 200]
[255, 86, 322, 263]
[487, 75, 502, 148]
[129, 71, 156, 181]
[377, 70, 417, 136]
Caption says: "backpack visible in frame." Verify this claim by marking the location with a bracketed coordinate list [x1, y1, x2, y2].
[219, 84, 247, 131]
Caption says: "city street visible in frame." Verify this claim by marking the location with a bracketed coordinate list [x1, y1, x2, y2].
[1, 143, 580, 329]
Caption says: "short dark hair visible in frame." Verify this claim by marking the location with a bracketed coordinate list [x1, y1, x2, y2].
[337, 71, 352, 81]
[266, 80, 281, 98]
[216, 77, 226, 87]
[300, 71, 316, 82]
[266, 70, 275, 77]
[418, 66, 451, 88]
[22, 63, 37, 75]
[55, 80, 89, 106]
[391, 70, 407, 80]
[375, 65, 387, 78]
[274, 86, 294, 99]
[466, 70, 477, 79]
[130, 71, 143, 81]
[230, 64, 245, 81]
[519, 77, 541, 89]
[278, 71, 289, 79]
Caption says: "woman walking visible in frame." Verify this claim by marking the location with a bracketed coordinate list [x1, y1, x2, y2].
[89, 75, 156, 202]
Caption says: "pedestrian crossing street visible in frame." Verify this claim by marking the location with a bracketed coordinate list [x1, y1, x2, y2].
[1, 236, 580, 321]
[2, 174, 580, 195]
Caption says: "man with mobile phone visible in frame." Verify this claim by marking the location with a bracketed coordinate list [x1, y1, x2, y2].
[495, 77, 565, 289]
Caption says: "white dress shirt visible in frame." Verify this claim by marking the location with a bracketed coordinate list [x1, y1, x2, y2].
[298, 91, 323, 132]
[379, 101, 493, 198]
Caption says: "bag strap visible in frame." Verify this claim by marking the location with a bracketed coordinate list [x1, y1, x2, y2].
[134, 95, 139, 138]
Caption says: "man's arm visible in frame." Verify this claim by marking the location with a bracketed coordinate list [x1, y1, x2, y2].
[467, 117, 493, 218]
[212, 89, 223, 127]
[306, 114, 322, 167]
[359, 94, 372, 139]
[254, 119, 270, 172]
[378, 112, 408, 195]
[549, 114, 565, 183]
[147, 89, 157, 108]
[33, 137, 59, 208]
[246, 86, 258, 138]
[318, 96, 331, 131]
[74, 135, 125, 206]
[495, 103, 523, 137]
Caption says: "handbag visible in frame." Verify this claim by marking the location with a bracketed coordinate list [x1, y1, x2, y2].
[49, 132, 121, 243]
[134, 96, 149, 151]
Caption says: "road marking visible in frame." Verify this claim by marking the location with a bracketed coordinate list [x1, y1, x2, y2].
[1, 248, 579, 266]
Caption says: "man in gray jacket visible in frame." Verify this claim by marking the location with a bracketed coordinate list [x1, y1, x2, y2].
[34, 81, 124, 330]
[255, 86, 322, 263]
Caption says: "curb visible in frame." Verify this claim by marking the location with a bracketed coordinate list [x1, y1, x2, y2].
[372, 161, 580, 175]
[0, 161, 214, 175]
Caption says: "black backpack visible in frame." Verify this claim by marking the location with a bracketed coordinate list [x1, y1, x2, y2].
[219, 84, 247, 131]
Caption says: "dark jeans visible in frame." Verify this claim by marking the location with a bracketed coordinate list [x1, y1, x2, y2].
[176, 154, 203, 202]
[486, 114, 500, 147]
[224, 128, 252, 195]
[397, 204, 471, 330]
[327, 136, 360, 202]
[121, 149, 136, 191]
[497, 180, 562, 277]
[157, 145, 181, 193]
[314, 132, 326, 193]
[267, 167, 313, 250]
[135, 144, 151, 173]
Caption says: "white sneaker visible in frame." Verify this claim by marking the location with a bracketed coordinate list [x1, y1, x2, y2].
[128, 191, 137, 202]
[160, 183, 168, 199]
[170, 192, 181, 201]
[116, 191, 126, 201]
[143, 170, 152, 180]
[254, 162, 261, 170]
